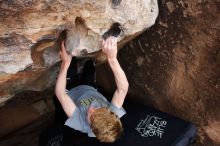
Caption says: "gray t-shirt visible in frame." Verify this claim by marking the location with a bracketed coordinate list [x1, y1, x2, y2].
[65, 85, 126, 137]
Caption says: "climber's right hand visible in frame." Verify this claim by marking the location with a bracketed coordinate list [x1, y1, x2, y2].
[102, 36, 118, 60]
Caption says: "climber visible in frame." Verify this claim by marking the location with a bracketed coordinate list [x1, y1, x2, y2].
[55, 36, 129, 143]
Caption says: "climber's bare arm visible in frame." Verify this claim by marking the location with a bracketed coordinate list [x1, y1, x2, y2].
[55, 41, 76, 118]
[102, 37, 129, 108]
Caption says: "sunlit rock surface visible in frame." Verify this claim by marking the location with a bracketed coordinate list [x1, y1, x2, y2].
[0, 0, 158, 74]
[0, 0, 158, 101]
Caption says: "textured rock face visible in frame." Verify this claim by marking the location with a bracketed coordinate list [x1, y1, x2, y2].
[116, 0, 220, 145]
[0, 0, 158, 102]
[0, 0, 158, 74]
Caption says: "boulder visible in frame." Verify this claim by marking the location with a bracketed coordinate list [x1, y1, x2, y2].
[0, 0, 159, 102]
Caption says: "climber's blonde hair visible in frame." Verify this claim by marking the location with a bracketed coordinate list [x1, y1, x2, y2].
[90, 107, 123, 143]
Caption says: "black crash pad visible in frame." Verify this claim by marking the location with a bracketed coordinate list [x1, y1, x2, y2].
[39, 101, 196, 146]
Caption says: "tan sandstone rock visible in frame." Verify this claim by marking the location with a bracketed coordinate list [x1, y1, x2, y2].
[0, 0, 159, 103]
[0, 0, 158, 74]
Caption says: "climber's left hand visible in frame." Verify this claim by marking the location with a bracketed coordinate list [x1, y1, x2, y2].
[60, 41, 72, 65]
